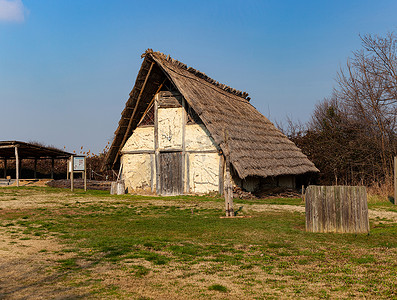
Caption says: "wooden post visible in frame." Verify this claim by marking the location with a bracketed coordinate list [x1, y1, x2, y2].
[224, 162, 234, 216]
[394, 157, 397, 205]
[70, 155, 74, 192]
[223, 130, 233, 217]
[67, 161, 69, 179]
[3, 158, 6, 178]
[218, 154, 224, 195]
[154, 94, 160, 194]
[34, 158, 37, 179]
[150, 154, 154, 193]
[84, 157, 87, 192]
[181, 97, 187, 193]
[186, 153, 190, 193]
[51, 158, 54, 179]
[15, 146, 19, 187]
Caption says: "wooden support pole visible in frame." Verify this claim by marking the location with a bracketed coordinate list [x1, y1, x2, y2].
[84, 157, 87, 192]
[181, 97, 187, 193]
[3, 158, 6, 178]
[224, 161, 234, 216]
[34, 158, 37, 179]
[70, 155, 74, 192]
[394, 156, 397, 205]
[154, 94, 160, 194]
[218, 154, 224, 195]
[51, 158, 54, 179]
[15, 146, 19, 187]
[223, 130, 233, 217]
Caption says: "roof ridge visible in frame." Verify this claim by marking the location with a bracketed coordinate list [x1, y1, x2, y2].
[142, 49, 250, 101]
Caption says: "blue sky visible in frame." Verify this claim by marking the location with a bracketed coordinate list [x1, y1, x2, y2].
[1, 0, 396, 154]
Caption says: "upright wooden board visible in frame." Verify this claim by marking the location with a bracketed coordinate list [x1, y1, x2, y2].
[305, 185, 369, 234]
[159, 151, 183, 195]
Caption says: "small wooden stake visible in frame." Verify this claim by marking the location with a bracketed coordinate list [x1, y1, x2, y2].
[394, 156, 397, 205]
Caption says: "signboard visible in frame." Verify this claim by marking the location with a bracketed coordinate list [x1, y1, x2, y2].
[73, 156, 85, 171]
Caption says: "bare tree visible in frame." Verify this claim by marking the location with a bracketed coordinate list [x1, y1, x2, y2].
[290, 32, 397, 187]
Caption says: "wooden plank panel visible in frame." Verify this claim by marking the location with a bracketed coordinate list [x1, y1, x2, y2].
[305, 186, 312, 231]
[354, 186, 360, 232]
[335, 186, 342, 233]
[327, 186, 332, 232]
[364, 187, 369, 232]
[305, 186, 369, 234]
[312, 186, 318, 232]
[159, 152, 182, 196]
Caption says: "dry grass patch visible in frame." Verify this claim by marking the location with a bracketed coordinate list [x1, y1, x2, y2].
[0, 186, 396, 299]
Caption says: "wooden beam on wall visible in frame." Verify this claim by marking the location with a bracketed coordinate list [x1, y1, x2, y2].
[150, 153, 154, 193]
[154, 94, 160, 194]
[182, 96, 187, 193]
[117, 62, 155, 158]
[112, 76, 167, 170]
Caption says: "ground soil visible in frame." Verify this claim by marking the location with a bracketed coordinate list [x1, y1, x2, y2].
[0, 189, 396, 299]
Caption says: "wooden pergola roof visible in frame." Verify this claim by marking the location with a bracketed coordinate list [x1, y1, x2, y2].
[0, 141, 72, 159]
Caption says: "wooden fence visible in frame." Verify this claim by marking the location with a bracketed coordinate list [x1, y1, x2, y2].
[305, 186, 369, 233]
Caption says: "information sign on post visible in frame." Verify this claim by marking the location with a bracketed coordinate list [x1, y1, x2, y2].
[73, 156, 85, 171]
[70, 155, 87, 192]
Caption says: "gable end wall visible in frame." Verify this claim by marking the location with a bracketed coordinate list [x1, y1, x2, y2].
[121, 92, 221, 195]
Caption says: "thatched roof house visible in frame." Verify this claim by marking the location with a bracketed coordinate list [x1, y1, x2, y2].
[105, 49, 318, 195]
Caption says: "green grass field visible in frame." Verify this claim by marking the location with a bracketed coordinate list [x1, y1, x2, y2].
[0, 187, 396, 299]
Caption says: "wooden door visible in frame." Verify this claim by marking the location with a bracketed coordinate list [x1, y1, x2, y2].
[159, 151, 183, 195]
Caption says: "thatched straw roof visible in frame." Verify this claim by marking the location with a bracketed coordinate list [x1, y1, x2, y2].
[105, 49, 319, 178]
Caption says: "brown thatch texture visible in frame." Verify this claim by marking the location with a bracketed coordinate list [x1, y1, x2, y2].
[105, 50, 319, 178]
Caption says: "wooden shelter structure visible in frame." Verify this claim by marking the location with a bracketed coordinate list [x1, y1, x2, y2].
[0, 141, 72, 186]
[104, 50, 319, 196]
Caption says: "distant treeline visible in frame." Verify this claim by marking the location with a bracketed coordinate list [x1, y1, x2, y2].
[280, 32, 397, 192]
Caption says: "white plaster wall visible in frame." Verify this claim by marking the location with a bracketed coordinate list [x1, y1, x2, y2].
[185, 124, 218, 151]
[189, 153, 220, 194]
[122, 153, 153, 193]
[122, 127, 154, 152]
[158, 107, 182, 149]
